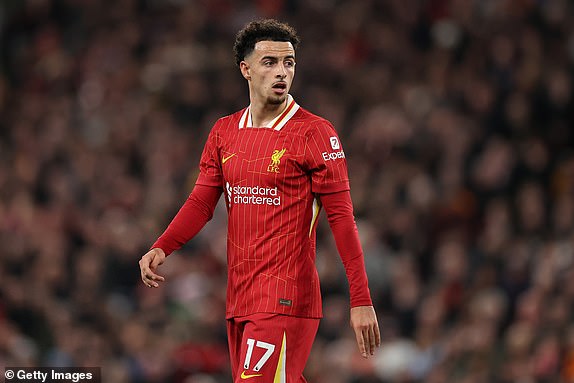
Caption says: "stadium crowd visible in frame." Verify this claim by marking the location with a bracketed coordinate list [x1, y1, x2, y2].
[1, 0, 574, 382]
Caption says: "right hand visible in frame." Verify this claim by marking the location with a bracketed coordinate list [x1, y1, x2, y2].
[139, 248, 166, 288]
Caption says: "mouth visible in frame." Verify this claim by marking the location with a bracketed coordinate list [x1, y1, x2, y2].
[272, 82, 287, 94]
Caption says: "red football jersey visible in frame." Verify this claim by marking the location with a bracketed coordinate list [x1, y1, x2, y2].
[196, 96, 351, 319]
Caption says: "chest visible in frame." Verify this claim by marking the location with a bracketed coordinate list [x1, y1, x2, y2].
[220, 128, 306, 185]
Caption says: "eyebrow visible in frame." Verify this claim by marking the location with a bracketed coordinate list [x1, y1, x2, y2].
[260, 55, 296, 61]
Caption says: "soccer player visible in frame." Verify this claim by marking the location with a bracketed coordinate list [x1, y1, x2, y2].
[139, 19, 380, 382]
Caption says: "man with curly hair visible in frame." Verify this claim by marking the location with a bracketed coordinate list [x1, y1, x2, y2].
[139, 19, 380, 382]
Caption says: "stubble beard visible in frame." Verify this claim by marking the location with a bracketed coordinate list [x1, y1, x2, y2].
[267, 94, 287, 105]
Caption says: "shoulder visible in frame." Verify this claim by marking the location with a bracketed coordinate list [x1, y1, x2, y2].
[211, 109, 246, 132]
[293, 107, 339, 140]
[292, 107, 337, 137]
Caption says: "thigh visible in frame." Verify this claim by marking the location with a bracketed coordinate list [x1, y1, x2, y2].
[233, 313, 319, 383]
[227, 317, 245, 381]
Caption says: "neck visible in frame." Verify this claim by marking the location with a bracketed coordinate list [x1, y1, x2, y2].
[249, 97, 289, 127]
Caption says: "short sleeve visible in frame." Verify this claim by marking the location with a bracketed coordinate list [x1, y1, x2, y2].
[304, 120, 350, 194]
[196, 123, 223, 187]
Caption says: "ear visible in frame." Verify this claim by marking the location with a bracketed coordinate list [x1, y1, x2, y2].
[240, 61, 251, 80]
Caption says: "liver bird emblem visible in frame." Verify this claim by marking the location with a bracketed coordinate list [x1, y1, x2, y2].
[268, 148, 286, 173]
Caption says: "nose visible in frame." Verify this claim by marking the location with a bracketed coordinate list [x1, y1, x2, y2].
[276, 65, 287, 79]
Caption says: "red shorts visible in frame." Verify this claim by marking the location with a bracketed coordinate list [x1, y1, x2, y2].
[227, 313, 320, 383]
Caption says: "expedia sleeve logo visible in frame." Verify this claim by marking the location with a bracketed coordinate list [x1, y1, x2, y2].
[330, 136, 340, 150]
[322, 136, 345, 161]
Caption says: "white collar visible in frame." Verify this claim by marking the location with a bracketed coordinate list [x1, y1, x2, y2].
[238, 94, 300, 131]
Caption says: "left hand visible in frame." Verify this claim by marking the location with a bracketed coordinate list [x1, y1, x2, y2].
[350, 305, 381, 358]
[139, 248, 166, 288]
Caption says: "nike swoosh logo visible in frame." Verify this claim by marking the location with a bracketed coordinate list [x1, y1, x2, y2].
[222, 153, 236, 164]
[240, 370, 263, 379]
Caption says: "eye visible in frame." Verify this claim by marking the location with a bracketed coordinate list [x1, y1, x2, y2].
[285, 60, 295, 67]
[263, 60, 274, 67]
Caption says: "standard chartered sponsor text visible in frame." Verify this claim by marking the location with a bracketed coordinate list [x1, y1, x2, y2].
[234, 194, 281, 205]
[227, 183, 281, 206]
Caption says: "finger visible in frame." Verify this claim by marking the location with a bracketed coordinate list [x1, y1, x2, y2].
[150, 254, 165, 273]
[140, 271, 152, 287]
[139, 259, 162, 287]
[149, 270, 165, 282]
[140, 256, 161, 279]
[140, 270, 156, 287]
[146, 269, 163, 281]
[363, 326, 375, 355]
[146, 267, 165, 282]
[144, 272, 161, 287]
[362, 328, 372, 356]
[148, 252, 166, 281]
[150, 271, 165, 284]
[368, 325, 376, 355]
[355, 327, 367, 358]
[374, 321, 382, 347]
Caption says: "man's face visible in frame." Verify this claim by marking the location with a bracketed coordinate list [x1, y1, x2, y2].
[241, 41, 296, 105]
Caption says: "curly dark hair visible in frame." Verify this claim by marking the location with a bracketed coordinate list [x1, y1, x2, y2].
[233, 19, 300, 67]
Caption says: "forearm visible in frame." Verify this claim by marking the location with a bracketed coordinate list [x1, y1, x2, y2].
[152, 184, 222, 256]
[320, 190, 372, 307]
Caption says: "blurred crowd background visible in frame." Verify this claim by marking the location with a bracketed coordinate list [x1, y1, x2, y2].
[1, 0, 574, 382]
